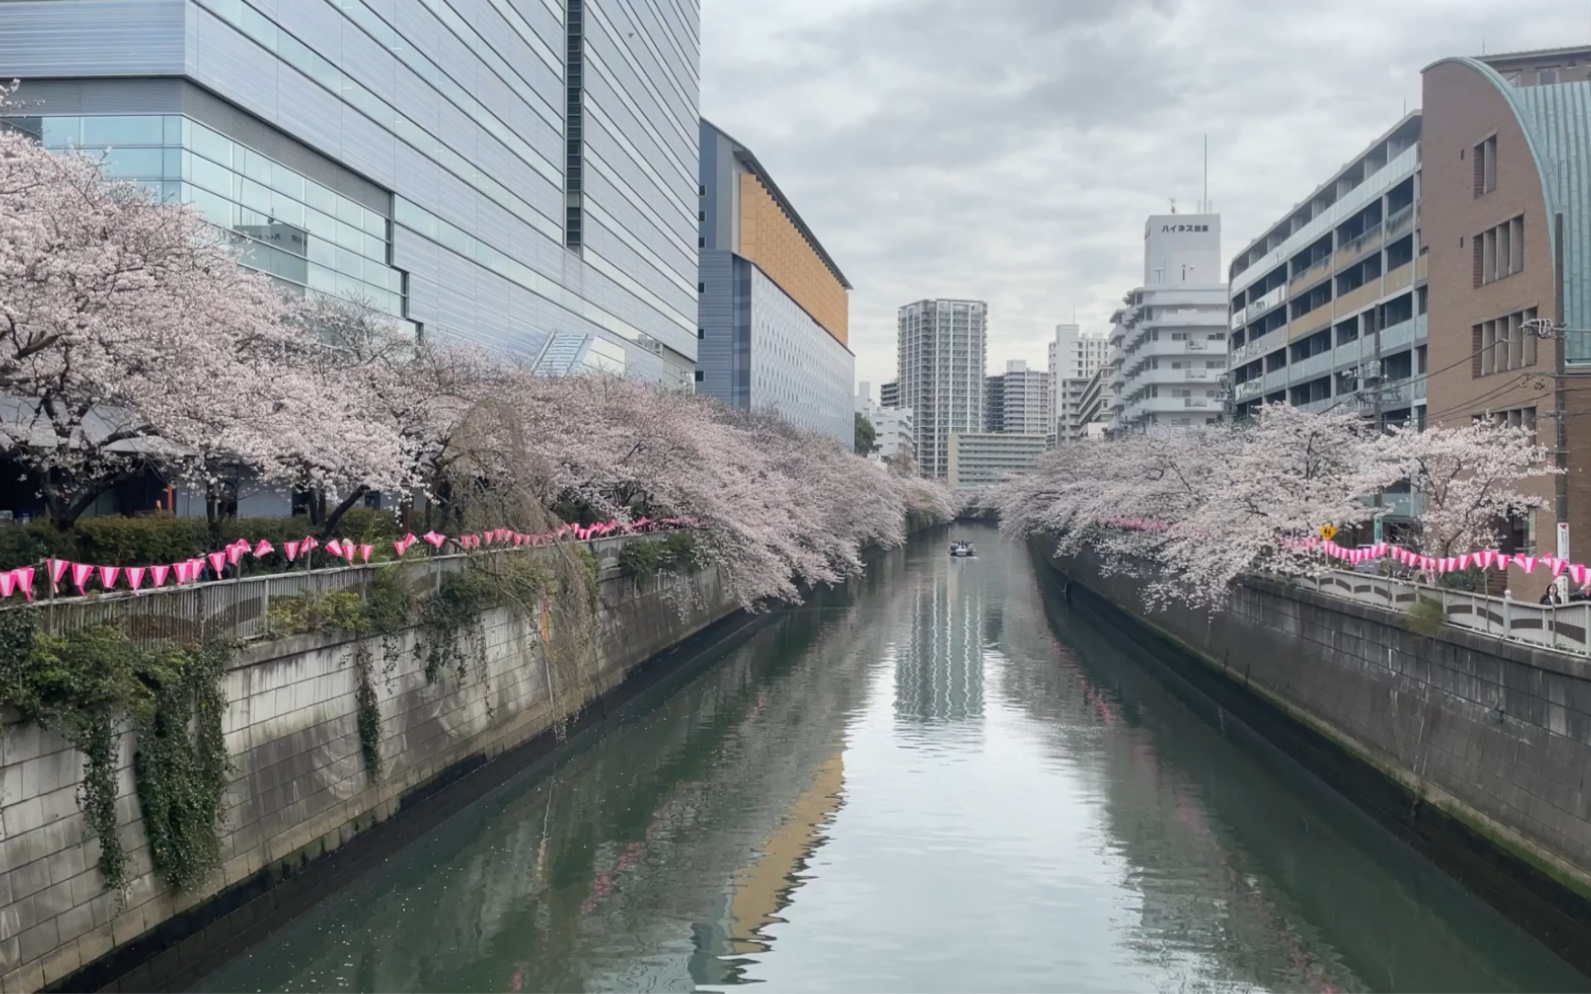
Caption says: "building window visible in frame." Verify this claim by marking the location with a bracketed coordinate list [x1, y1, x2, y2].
[1473, 135, 1498, 197]
[694, 369, 704, 382]
[1473, 306, 1540, 376]
[1474, 215, 1525, 286]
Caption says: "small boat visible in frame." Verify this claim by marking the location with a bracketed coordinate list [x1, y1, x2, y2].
[950, 542, 976, 558]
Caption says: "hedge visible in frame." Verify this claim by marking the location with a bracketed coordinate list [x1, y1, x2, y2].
[0, 508, 403, 574]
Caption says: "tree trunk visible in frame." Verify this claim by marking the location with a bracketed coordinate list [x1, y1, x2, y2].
[320, 485, 369, 540]
[205, 485, 220, 548]
[57, 473, 131, 530]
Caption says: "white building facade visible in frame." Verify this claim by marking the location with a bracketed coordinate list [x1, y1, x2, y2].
[898, 299, 988, 479]
[1106, 215, 1230, 432]
[1051, 323, 1110, 442]
[855, 383, 915, 466]
[947, 432, 1048, 493]
[986, 360, 1051, 435]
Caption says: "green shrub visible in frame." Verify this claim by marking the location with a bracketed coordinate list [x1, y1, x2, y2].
[417, 569, 497, 683]
[266, 589, 369, 636]
[618, 532, 705, 581]
[0, 619, 230, 894]
[659, 530, 706, 574]
[75, 515, 210, 570]
[618, 539, 663, 579]
[1406, 596, 1446, 636]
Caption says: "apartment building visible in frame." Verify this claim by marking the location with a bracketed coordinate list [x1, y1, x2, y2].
[698, 120, 854, 444]
[1105, 214, 1229, 432]
[880, 380, 900, 408]
[947, 432, 1048, 493]
[985, 360, 1052, 435]
[855, 382, 915, 467]
[0, 0, 703, 385]
[1227, 114, 1427, 428]
[1076, 370, 1109, 439]
[898, 299, 989, 479]
[1051, 323, 1110, 442]
[1423, 46, 1591, 561]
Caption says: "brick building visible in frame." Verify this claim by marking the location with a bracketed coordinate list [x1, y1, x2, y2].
[1422, 47, 1591, 574]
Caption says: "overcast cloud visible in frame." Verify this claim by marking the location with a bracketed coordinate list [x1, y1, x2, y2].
[699, 0, 1589, 390]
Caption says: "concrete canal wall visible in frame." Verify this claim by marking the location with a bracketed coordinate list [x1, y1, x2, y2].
[1037, 543, 1591, 971]
[0, 552, 741, 993]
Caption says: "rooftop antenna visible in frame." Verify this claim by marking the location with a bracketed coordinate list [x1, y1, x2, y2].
[1169, 197, 1177, 214]
[1202, 133, 1208, 214]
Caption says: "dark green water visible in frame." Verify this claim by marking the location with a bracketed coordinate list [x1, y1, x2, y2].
[197, 525, 1586, 992]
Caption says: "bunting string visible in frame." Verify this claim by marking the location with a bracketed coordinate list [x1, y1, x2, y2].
[1096, 517, 1590, 593]
[0, 516, 697, 602]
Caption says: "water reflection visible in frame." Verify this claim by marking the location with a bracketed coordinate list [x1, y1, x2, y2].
[198, 526, 1585, 993]
[893, 558, 986, 723]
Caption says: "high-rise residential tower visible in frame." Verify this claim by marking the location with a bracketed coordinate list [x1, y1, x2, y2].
[697, 120, 853, 443]
[1105, 215, 1229, 432]
[898, 299, 988, 478]
[985, 360, 1051, 435]
[0, 0, 702, 385]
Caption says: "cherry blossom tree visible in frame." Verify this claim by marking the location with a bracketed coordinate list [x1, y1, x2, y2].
[999, 404, 1403, 608]
[1370, 421, 1554, 559]
[0, 105, 293, 527]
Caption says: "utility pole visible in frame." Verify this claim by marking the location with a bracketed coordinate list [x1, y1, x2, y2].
[1555, 211, 1570, 603]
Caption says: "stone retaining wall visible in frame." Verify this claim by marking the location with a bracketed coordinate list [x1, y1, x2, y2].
[1041, 544, 1591, 972]
[0, 557, 738, 993]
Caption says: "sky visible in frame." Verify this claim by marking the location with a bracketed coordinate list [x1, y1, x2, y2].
[697, 0, 1591, 393]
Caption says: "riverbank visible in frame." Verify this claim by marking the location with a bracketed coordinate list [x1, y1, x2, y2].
[3, 543, 746, 994]
[1035, 540, 1591, 976]
[190, 525, 1584, 992]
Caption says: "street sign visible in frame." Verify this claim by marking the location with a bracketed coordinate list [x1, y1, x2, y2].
[1318, 524, 1337, 541]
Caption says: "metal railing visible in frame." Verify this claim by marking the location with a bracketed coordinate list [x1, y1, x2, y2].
[1294, 568, 1591, 656]
[8, 535, 642, 649]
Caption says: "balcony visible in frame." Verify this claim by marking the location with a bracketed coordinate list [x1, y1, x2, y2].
[1234, 379, 1264, 401]
[1263, 368, 1289, 394]
[1288, 301, 1333, 338]
[1383, 260, 1413, 295]
[1230, 306, 1247, 330]
[1247, 284, 1286, 321]
[1334, 339, 1365, 369]
[1377, 314, 1424, 352]
[1386, 203, 1415, 238]
[1287, 258, 1332, 295]
[1289, 350, 1336, 382]
[1334, 221, 1384, 269]
[1335, 279, 1380, 316]
[1416, 254, 1428, 281]
[1130, 367, 1220, 388]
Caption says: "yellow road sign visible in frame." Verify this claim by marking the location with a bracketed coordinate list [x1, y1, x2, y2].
[1318, 524, 1337, 541]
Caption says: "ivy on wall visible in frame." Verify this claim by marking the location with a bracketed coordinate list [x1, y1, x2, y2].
[0, 537, 663, 897]
[0, 614, 231, 895]
[616, 532, 705, 582]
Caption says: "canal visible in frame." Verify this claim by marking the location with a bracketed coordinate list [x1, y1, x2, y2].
[196, 525, 1586, 992]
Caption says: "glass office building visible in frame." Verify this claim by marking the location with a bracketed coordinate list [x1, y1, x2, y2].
[0, 0, 700, 383]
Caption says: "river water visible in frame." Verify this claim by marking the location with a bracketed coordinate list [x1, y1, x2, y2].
[197, 525, 1585, 993]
